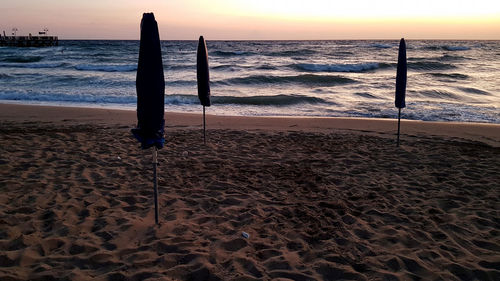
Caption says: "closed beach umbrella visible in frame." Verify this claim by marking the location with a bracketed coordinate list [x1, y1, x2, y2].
[395, 38, 407, 146]
[131, 12, 165, 225]
[197, 36, 211, 144]
[132, 13, 165, 149]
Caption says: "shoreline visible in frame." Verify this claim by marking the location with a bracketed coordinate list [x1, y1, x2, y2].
[1, 103, 499, 147]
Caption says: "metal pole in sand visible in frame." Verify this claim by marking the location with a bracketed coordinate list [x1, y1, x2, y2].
[397, 107, 401, 147]
[203, 105, 206, 144]
[153, 147, 159, 225]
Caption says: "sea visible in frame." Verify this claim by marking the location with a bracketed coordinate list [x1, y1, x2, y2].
[1, 40, 499, 123]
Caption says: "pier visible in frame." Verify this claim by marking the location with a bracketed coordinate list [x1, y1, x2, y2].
[0, 34, 59, 47]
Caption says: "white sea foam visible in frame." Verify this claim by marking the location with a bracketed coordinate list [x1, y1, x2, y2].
[164, 95, 198, 105]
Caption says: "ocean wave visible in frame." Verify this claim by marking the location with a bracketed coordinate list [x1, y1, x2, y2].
[428, 73, 469, 80]
[55, 75, 101, 83]
[168, 80, 197, 86]
[225, 74, 357, 86]
[75, 64, 137, 72]
[212, 50, 253, 57]
[417, 90, 461, 100]
[440, 54, 468, 61]
[443, 46, 471, 51]
[165, 94, 330, 106]
[165, 64, 194, 71]
[409, 61, 456, 71]
[293, 62, 386, 72]
[458, 87, 490, 95]
[267, 49, 317, 57]
[93, 52, 114, 57]
[0, 91, 136, 104]
[1, 56, 44, 63]
[212, 64, 232, 70]
[0, 62, 66, 69]
[210, 64, 244, 71]
[402, 102, 499, 123]
[330, 51, 354, 56]
[0, 73, 11, 79]
[256, 64, 278, 70]
[370, 43, 392, 49]
[214, 94, 329, 106]
[354, 92, 379, 99]
[210, 64, 262, 71]
[164, 95, 198, 105]
[424, 45, 471, 51]
[409, 54, 467, 62]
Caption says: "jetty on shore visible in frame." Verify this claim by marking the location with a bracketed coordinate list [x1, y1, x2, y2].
[0, 33, 59, 47]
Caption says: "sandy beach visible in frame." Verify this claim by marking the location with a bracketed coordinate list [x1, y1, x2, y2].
[1, 104, 499, 280]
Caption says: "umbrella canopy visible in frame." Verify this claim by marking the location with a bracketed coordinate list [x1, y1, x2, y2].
[395, 38, 407, 109]
[131, 13, 165, 149]
[197, 36, 211, 107]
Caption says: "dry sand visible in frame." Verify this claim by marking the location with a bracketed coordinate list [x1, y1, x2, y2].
[0, 104, 499, 280]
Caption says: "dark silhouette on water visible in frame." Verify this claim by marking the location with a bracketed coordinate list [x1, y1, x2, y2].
[197, 36, 211, 144]
[131, 12, 165, 225]
[0, 29, 58, 47]
[395, 38, 407, 147]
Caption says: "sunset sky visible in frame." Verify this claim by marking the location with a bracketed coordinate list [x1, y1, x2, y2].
[1, 0, 499, 40]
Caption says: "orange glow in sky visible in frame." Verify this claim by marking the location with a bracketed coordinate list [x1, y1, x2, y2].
[1, 0, 499, 39]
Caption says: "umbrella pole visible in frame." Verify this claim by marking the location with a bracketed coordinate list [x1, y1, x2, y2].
[203, 105, 206, 144]
[153, 147, 159, 225]
[397, 107, 401, 147]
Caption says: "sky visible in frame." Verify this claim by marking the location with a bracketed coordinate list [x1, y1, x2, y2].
[1, 0, 499, 40]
